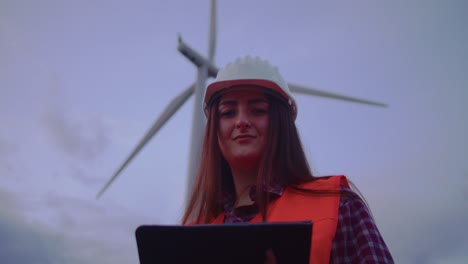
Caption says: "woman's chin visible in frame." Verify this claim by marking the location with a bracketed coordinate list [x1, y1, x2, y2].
[228, 153, 262, 167]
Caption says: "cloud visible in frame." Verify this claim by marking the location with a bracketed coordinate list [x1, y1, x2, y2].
[37, 74, 114, 187]
[0, 138, 19, 180]
[0, 217, 65, 264]
[42, 109, 111, 162]
[40, 109, 117, 187]
[37, 72, 111, 163]
[0, 189, 69, 264]
[68, 163, 105, 186]
[373, 173, 468, 264]
[0, 138, 17, 157]
[0, 188, 145, 264]
[462, 172, 468, 202]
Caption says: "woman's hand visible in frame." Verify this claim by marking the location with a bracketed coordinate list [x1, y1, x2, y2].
[264, 248, 277, 264]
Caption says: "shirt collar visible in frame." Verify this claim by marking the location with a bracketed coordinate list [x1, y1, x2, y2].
[221, 182, 284, 211]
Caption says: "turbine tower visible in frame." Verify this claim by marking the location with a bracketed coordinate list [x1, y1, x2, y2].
[96, 0, 387, 200]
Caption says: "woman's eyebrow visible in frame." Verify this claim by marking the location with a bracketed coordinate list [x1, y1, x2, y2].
[219, 100, 237, 106]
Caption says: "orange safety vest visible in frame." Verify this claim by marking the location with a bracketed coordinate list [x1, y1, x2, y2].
[211, 175, 349, 264]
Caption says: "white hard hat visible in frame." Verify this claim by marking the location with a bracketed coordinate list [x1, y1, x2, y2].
[204, 56, 297, 119]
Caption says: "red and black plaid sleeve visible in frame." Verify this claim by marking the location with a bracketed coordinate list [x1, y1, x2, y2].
[330, 188, 394, 263]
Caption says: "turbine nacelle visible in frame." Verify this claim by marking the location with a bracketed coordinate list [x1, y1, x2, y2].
[177, 36, 218, 78]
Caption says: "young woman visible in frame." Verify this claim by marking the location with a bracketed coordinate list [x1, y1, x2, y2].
[182, 56, 393, 263]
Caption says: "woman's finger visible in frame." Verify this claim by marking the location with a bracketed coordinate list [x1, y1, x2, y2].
[264, 248, 277, 264]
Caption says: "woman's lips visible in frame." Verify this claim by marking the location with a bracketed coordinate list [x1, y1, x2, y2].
[233, 135, 255, 140]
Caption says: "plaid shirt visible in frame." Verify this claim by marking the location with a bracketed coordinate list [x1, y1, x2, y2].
[222, 185, 394, 263]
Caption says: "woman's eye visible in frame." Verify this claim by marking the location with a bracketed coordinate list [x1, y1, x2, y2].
[220, 110, 235, 117]
[252, 108, 267, 115]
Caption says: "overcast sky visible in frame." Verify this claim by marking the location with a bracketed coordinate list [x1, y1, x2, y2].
[1, 0, 467, 263]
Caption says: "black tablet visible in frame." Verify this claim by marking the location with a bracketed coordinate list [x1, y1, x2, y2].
[135, 221, 312, 264]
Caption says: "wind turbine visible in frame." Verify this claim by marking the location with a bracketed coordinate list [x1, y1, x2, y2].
[96, 0, 387, 200]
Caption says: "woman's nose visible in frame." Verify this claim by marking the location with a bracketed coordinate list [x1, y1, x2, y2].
[236, 110, 251, 129]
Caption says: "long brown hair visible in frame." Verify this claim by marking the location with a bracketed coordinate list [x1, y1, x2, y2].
[182, 88, 317, 224]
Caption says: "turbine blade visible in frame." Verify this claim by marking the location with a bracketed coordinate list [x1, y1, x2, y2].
[288, 83, 388, 107]
[207, 0, 217, 62]
[96, 83, 195, 199]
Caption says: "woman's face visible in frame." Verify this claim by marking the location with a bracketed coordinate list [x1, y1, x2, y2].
[217, 86, 270, 169]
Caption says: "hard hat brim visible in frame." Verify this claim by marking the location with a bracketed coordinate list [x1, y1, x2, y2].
[204, 79, 297, 118]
